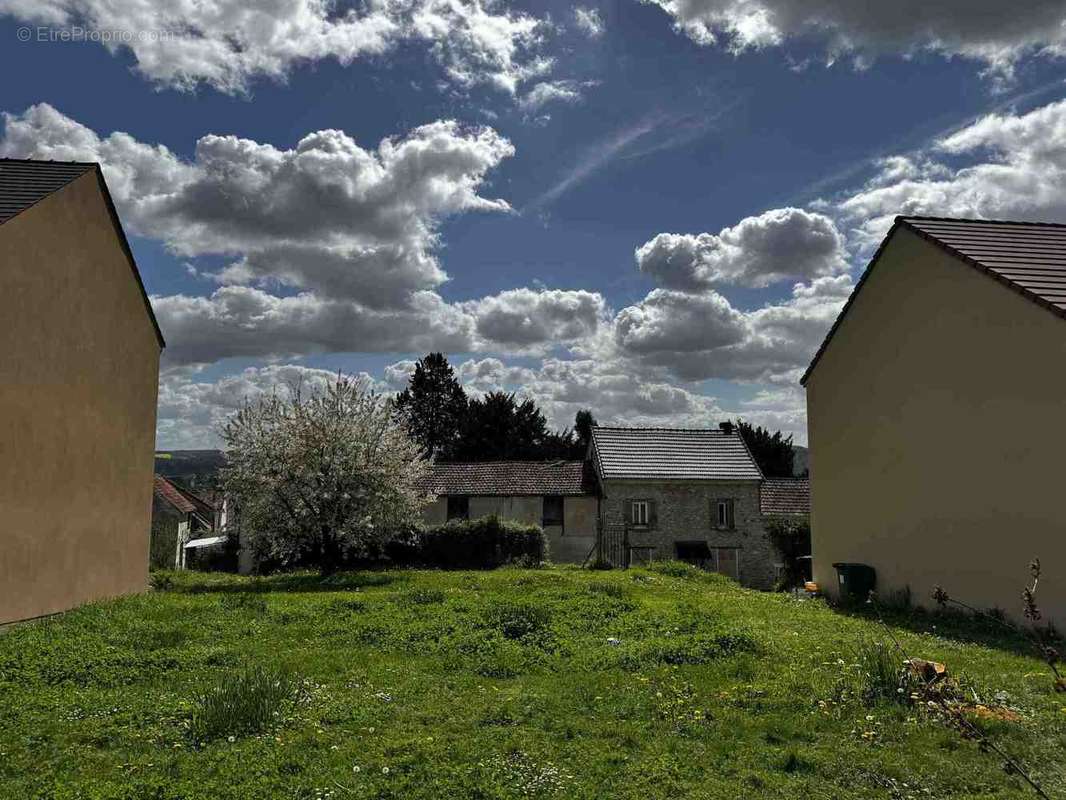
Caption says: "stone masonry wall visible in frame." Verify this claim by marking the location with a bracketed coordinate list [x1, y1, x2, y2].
[600, 479, 779, 589]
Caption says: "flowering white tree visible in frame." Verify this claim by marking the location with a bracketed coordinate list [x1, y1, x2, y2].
[221, 374, 430, 574]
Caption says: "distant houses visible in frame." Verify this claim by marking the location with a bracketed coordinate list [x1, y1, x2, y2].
[589, 425, 781, 587]
[417, 425, 809, 587]
[419, 460, 599, 563]
[151, 475, 234, 570]
[0, 159, 163, 624]
[804, 216, 1066, 625]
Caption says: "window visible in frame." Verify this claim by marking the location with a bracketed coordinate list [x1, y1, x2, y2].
[631, 499, 650, 526]
[713, 499, 735, 530]
[446, 495, 469, 522]
[542, 496, 564, 530]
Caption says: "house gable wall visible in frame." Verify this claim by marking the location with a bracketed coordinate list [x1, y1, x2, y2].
[0, 171, 160, 623]
[600, 478, 776, 588]
[806, 226, 1066, 625]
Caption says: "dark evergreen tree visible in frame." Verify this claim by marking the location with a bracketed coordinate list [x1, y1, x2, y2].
[733, 420, 795, 478]
[394, 353, 468, 459]
[452, 391, 578, 461]
[574, 409, 597, 452]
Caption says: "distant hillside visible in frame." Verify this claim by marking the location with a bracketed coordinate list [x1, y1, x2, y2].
[154, 450, 226, 492]
[793, 445, 809, 477]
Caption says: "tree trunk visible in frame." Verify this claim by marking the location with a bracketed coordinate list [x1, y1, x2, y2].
[319, 528, 340, 576]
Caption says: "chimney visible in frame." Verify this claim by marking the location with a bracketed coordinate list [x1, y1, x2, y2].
[719, 421, 734, 435]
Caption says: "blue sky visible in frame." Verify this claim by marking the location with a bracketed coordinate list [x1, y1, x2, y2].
[3, 0, 1066, 447]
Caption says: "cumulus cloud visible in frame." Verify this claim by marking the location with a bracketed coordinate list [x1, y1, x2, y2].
[0, 0, 554, 96]
[150, 283, 610, 365]
[835, 98, 1066, 249]
[456, 357, 537, 392]
[158, 352, 814, 449]
[452, 356, 808, 440]
[573, 7, 604, 38]
[612, 275, 853, 383]
[635, 207, 846, 290]
[462, 288, 608, 349]
[1, 104, 514, 310]
[151, 288, 479, 365]
[641, 0, 1066, 78]
[156, 364, 382, 448]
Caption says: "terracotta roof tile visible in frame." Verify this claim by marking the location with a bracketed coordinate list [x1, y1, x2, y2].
[760, 478, 810, 515]
[419, 461, 595, 496]
[153, 475, 196, 514]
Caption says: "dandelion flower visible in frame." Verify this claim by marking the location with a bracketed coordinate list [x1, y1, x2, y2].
[382, 766, 390, 775]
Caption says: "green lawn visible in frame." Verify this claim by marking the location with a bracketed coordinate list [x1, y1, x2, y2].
[1, 565, 1064, 799]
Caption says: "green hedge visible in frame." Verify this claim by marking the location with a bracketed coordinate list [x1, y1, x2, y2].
[389, 516, 548, 569]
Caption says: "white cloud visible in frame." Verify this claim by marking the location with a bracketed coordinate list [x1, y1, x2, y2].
[835, 98, 1066, 249]
[383, 360, 419, 390]
[635, 207, 846, 290]
[612, 275, 853, 383]
[455, 355, 808, 441]
[462, 288, 609, 349]
[573, 7, 604, 38]
[151, 288, 479, 365]
[518, 80, 590, 112]
[1, 104, 515, 312]
[456, 357, 537, 392]
[158, 353, 814, 449]
[0, 0, 555, 96]
[641, 0, 1066, 78]
[147, 283, 609, 366]
[156, 364, 381, 449]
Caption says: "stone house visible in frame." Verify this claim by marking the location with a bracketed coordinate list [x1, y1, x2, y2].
[419, 461, 599, 563]
[589, 426, 780, 589]
[151, 475, 232, 569]
[803, 216, 1066, 625]
[1, 159, 163, 624]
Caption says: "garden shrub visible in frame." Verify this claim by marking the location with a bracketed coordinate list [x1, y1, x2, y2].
[391, 516, 548, 569]
[485, 602, 552, 641]
[189, 664, 298, 743]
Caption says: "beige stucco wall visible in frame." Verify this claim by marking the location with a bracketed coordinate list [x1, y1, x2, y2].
[418, 493, 598, 563]
[470, 495, 542, 524]
[807, 227, 1066, 625]
[0, 172, 161, 623]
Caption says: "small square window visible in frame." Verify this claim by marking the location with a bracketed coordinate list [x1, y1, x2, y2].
[714, 499, 735, 530]
[631, 500, 649, 526]
[447, 495, 469, 521]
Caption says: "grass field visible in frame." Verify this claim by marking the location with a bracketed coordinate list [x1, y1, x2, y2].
[1, 565, 1064, 799]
